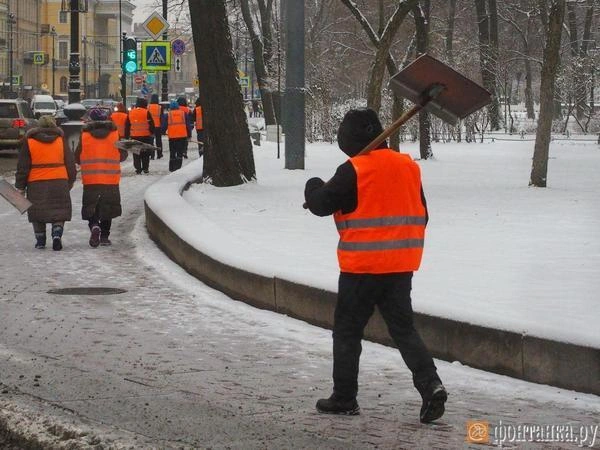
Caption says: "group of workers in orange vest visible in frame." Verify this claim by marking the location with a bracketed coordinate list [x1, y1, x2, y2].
[14, 96, 205, 251]
[110, 94, 204, 174]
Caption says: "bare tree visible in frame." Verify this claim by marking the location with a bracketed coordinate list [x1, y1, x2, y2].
[189, 0, 256, 186]
[413, 1, 433, 159]
[340, 0, 418, 112]
[238, 0, 278, 125]
[474, 0, 501, 130]
[530, 0, 565, 188]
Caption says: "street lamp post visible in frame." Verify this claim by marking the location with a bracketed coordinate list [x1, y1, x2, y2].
[82, 35, 88, 99]
[8, 12, 16, 94]
[161, 0, 168, 102]
[51, 27, 57, 97]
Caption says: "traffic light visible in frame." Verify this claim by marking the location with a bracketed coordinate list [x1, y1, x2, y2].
[122, 37, 138, 74]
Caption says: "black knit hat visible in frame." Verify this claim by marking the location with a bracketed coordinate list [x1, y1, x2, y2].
[337, 108, 384, 157]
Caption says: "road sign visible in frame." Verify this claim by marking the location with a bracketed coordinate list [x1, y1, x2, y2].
[239, 76, 249, 88]
[172, 39, 185, 56]
[146, 73, 156, 84]
[174, 56, 182, 73]
[141, 84, 149, 95]
[41, 83, 48, 90]
[141, 41, 171, 71]
[134, 75, 144, 84]
[142, 12, 169, 40]
[193, 78, 199, 87]
[11, 75, 21, 86]
[33, 52, 45, 65]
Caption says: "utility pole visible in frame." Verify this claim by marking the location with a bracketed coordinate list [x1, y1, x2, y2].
[119, 0, 125, 105]
[8, 11, 15, 94]
[161, 0, 168, 102]
[82, 35, 88, 98]
[67, 0, 81, 104]
[51, 26, 57, 97]
[283, 0, 305, 169]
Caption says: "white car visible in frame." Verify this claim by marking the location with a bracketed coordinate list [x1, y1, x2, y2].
[31, 94, 58, 119]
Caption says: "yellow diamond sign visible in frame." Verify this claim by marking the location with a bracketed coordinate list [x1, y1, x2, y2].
[142, 12, 169, 40]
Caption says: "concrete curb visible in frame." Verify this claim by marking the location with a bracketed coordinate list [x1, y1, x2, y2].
[144, 176, 599, 396]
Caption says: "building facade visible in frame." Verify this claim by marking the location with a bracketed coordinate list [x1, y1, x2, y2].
[0, 0, 134, 100]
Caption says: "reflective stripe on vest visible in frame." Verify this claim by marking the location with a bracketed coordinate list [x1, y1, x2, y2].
[111, 111, 127, 138]
[80, 130, 121, 185]
[167, 110, 188, 139]
[148, 104, 161, 126]
[195, 105, 203, 130]
[334, 149, 426, 274]
[27, 137, 68, 182]
[129, 108, 151, 137]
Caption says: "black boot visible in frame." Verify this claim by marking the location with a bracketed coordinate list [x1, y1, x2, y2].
[34, 232, 46, 249]
[316, 394, 360, 415]
[417, 378, 447, 423]
[51, 224, 63, 251]
[89, 225, 101, 248]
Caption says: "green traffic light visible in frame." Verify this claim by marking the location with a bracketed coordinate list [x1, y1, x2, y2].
[124, 60, 137, 73]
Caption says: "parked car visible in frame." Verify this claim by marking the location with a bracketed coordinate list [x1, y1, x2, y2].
[31, 94, 58, 119]
[0, 99, 38, 150]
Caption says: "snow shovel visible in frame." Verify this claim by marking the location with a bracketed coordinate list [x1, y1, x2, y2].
[0, 178, 32, 214]
[303, 54, 491, 208]
[363, 53, 491, 152]
[114, 139, 161, 155]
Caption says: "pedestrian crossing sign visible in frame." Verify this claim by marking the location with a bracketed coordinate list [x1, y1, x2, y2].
[33, 52, 45, 65]
[141, 41, 171, 71]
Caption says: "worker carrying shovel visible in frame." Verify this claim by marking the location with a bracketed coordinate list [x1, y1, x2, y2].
[304, 54, 490, 423]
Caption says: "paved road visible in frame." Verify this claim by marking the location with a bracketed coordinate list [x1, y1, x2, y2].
[1, 150, 599, 449]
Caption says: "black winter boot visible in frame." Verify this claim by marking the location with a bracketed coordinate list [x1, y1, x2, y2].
[51, 224, 63, 251]
[35, 232, 46, 249]
[89, 225, 101, 248]
[316, 394, 360, 415]
[417, 378, 447, 423]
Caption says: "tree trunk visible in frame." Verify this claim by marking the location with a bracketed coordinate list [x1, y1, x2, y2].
[413, 1, 432, 160]
[364, 1, 416, 112]
[530, 0, 565, 188]
[474, 0, 499, 131]
[487, 0, 501, 130]
[189, 0, 256, 186]
[239, 0, 276, 126]
[446, 0, 457, 65]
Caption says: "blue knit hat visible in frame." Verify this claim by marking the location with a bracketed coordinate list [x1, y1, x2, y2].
[89, 107, 108, 121]
[169, 101, 179, 110]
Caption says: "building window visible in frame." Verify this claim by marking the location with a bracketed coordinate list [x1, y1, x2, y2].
[59, 11, 68, 24]
[59, 41, 68, 60]
[60, 76, 68, 93]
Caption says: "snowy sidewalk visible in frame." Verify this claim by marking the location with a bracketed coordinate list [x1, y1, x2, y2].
[0, 152, 599, 449]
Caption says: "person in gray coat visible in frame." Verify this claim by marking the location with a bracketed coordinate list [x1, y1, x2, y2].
[15, 115, 77, 251]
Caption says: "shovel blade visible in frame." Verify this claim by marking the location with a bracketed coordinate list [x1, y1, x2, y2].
[0, 179, 32, 214]
[389, 54, 491, 126]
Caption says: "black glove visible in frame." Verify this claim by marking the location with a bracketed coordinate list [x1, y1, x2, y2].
[304, 177, 325, 199]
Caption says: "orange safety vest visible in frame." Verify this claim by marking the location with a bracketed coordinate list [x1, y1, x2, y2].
[79, 130, 121, 185]
[111, 111, 128, 138]
[27, 137, 68, 182]
[179, 105, 190, 115]
[194, 105, 203, 130]
[333, 149, 426, 274]
[148, 103, 161, 127]
[167, 110, 188, 139]
[128, 108, 151, 137]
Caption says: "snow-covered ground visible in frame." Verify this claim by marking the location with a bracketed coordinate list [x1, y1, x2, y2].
[166, 136, 600, 349]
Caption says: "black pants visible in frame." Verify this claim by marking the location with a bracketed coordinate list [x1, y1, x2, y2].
[132, 136, 154, 173]
[154, 130, 163, 158]
[332, 272, 438, 401]
[168, 138, 187, 172]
